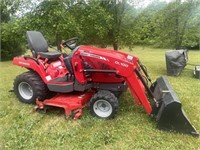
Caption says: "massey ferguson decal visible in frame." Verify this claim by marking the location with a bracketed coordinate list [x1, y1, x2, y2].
[18, 61, 30, 66]
[80, 52, 109, 62]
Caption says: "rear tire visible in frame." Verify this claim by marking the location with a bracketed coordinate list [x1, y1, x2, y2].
[89, 90, 118, 119]
[14, 71, 49, 104]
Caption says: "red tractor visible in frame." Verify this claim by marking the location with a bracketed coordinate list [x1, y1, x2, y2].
[13, 31, 198, 136]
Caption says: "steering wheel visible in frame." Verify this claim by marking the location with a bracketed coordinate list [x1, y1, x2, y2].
[61, 37, 79, 51]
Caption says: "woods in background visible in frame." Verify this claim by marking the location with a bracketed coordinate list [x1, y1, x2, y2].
[1, 0, 200, 60]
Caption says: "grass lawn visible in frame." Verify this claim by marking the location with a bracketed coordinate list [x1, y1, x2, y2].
[0, 46, 200, 149]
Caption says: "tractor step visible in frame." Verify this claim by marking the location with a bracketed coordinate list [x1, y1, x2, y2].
[47, 82, 74, 93]
[34, 91, 94, 119]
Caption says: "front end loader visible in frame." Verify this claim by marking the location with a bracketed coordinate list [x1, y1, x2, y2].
[12, 31, 199, 136]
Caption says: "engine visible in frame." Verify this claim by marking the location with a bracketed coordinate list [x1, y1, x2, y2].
[45, 60, 68, 80]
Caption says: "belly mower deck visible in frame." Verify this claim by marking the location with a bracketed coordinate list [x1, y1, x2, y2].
[34, 91, 94, 120]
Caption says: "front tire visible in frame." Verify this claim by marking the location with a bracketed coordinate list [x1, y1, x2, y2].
[89, 90, 118, 119]
[14, 71, 49, 104]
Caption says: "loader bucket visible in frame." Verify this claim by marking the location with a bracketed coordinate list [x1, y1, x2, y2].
[151, 76, 199, 137]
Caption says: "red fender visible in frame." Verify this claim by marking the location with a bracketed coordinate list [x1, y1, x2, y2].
[13, 56, 48, 83]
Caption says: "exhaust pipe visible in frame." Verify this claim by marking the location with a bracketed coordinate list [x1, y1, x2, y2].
[151, 76, 199, 137]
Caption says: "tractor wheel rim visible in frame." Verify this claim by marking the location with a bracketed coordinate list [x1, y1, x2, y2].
[18, 82, 33, 100]
[93, 100, 112, 118]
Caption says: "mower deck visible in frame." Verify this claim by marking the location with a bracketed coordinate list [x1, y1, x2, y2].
[34, 91, 94, 120]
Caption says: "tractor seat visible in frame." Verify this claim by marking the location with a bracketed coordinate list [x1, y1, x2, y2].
[38, 51, 61, 60]
[26, 31, 61, 60]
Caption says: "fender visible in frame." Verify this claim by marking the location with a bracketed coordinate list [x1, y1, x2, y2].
[13, 56, 48, 83]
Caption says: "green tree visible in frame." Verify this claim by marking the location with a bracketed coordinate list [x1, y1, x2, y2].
[75, 0, 112, 47]
[0, 0, 21, 23]
[160, 0, 200, 48]
[99, 0, 134, 50]
[1, 0, 27, 60]
[77, 0, 136, 50]
[29, 0, 80, 51]
[130, 0, 200, 49]
[127, 1, 167, 47]
[152, 0, 200, 48]
[2, 0, 199, 61]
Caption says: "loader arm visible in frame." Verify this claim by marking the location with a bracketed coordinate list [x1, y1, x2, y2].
[76, 46, 153, 114]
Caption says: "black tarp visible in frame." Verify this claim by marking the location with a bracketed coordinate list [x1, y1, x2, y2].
[165, 50, 188, 76]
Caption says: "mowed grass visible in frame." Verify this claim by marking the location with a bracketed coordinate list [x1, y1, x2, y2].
[0, 47, 200, 150]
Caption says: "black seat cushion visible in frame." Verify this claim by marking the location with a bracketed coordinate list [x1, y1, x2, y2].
[38, 51, 61, 60]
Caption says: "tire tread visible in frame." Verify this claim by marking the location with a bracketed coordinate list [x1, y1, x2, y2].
[89, 90, 118, 119]
[14, 70, 49, 103]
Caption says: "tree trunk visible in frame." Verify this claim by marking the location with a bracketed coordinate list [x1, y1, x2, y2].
[113, 41, 118, 50]
[56, 33, 62, 51]
[175, 0, 180, 49]
[177, 2, 194, 49]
